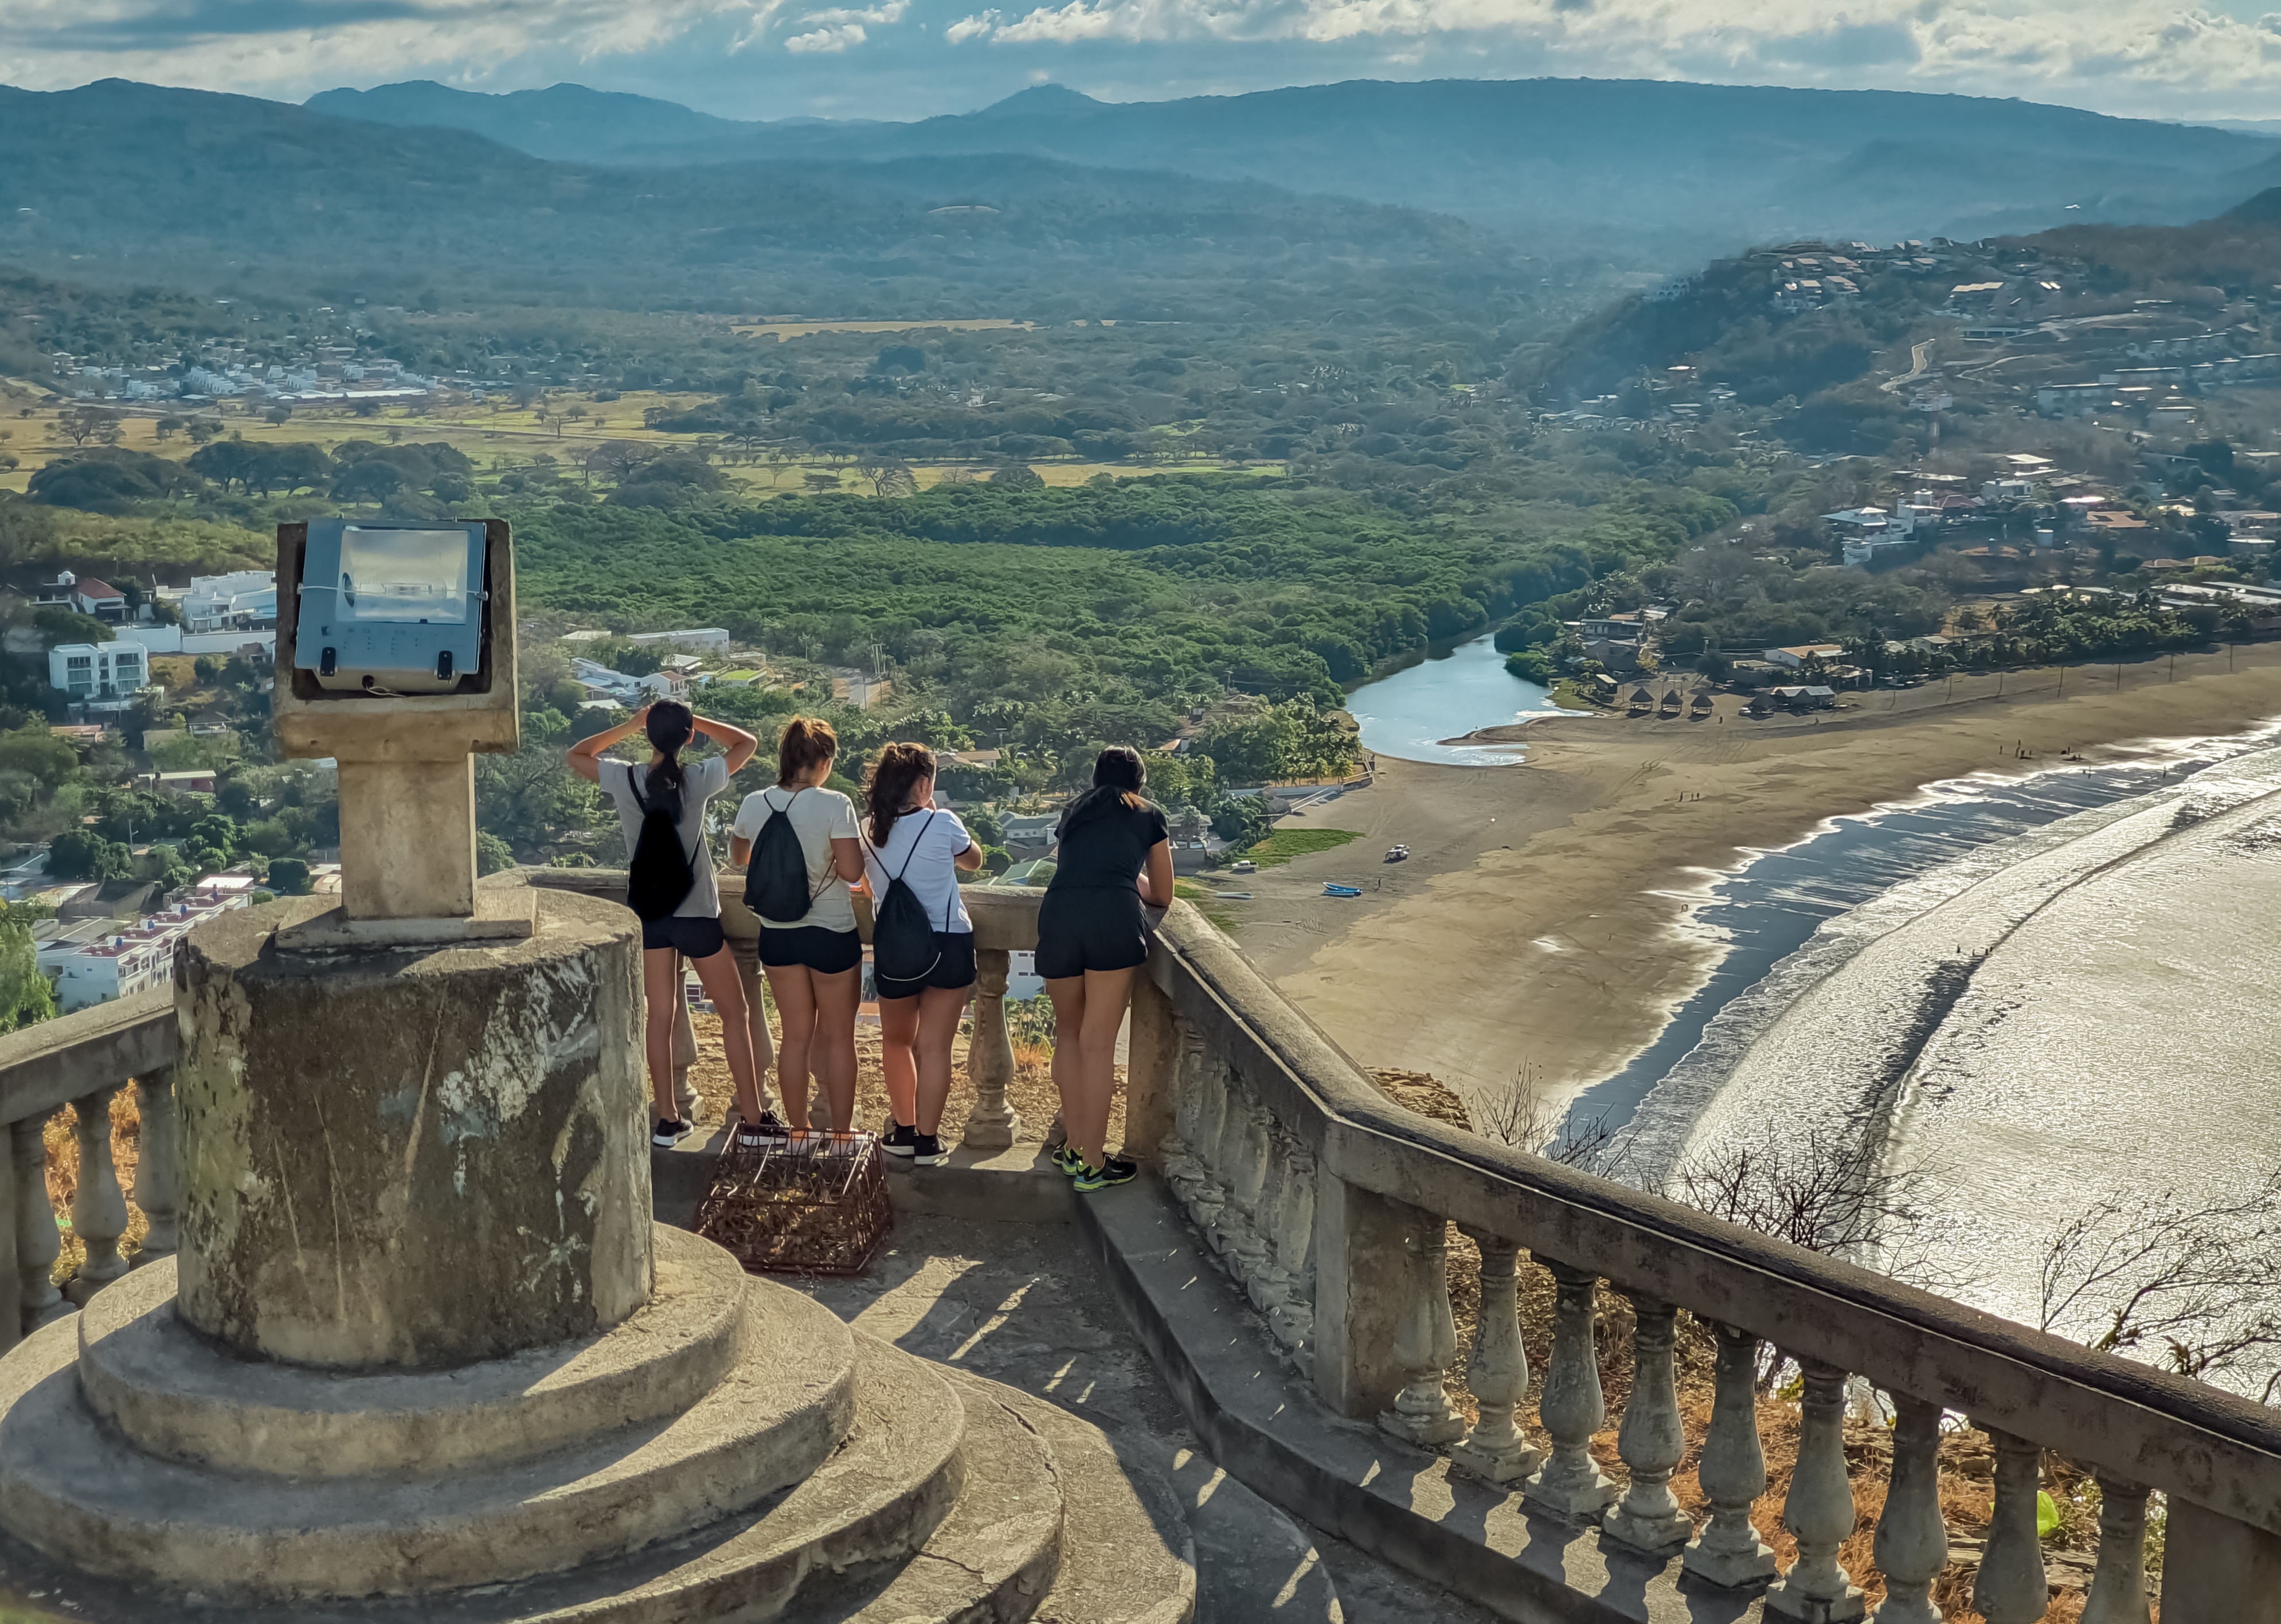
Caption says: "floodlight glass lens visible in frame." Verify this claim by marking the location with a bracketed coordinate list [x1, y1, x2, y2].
[338, 527, 469, 623]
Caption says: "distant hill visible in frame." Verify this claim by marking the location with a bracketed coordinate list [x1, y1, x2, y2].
[0, 79, 1523, 320]
[303, 81, 775, 163]
[306, 76, 2281, 259]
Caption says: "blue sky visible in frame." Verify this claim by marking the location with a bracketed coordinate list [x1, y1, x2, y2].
[4, 0, 2280, 124]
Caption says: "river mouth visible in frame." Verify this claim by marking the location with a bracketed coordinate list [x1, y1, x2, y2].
[1345, 634, 1562, 767]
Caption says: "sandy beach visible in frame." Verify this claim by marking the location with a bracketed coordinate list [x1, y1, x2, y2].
[1240, 641, 2281, 1109]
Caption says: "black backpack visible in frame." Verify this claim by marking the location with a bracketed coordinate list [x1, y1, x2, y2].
[870, 811, 946, 984]
[743, 788, 820, 924]
[625, 770, 696, 923]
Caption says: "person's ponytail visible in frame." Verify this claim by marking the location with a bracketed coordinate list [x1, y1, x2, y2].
[645, 701, 695, 802]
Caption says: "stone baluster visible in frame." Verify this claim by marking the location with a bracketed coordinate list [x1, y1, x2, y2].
[131, 1070, 183, 1258]
[1159, 1033, 1208, 1193]
[671, 967, 701, 1121]
[962, 948, 1020, 1150]
[1245, 1128, 1299, 1310]
[1685, 1324, 1777, 1587]
[1522, 1261, 1620, 1517]
[65, 1086, 131, 1302]
[1765, 1359, 1865, 1622]
[2080, 1476, 2152, 1624]
[1192, 1071, 1243, 1246]
[1869, 1396, 1947, 1623]
[1223, 1104, 1275, 1279]
[1376, 1214, 1465, 1446]
[1448, 1231, 1541, 1484]
[11, 1114, 62, 1333]
[1265, 1143, 1317, 1368]
[1603, 1294, 1693, 1553]
[1972, 1429, 2048, 1624]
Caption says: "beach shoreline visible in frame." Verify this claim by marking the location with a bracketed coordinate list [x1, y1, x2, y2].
[1242, 641, 2281, 1110]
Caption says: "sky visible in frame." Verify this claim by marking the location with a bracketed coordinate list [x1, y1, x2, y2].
[3, 0, 2281, 127]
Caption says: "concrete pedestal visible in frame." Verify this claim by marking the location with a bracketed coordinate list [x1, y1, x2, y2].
[173, 885, 648, 1368]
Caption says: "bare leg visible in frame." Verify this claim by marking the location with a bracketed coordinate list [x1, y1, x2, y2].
[641, 948, 683, 1121]
[765, 961, 819, 1130]
[1046, 975, 1087, 1156]
[878, 993, 920, 1129]
[1069, 966, 1135, 1168]
[688, 946, 763, 1128]
[913, 984, 969, 1137]
[808, 966, 864, 1133]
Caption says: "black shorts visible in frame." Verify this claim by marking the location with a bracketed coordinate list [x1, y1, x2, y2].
[874, 932, 978, 1001]
[642, 915, 726, 957]
[757, 925, 863, 975]
[1035, 889, 1149, 980]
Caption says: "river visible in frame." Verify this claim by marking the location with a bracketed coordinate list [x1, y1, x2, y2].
[1345, 635, 1561, 767]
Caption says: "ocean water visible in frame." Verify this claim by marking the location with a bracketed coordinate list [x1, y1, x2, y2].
[1568, 727, 2281, 1149]
[1345, 635, 1563, 766]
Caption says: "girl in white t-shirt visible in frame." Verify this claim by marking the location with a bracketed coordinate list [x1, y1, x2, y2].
[860, 743, 982, 1167]
[730, 717, 864, 1135]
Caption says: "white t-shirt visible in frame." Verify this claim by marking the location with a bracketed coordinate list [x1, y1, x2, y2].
[598, 756, 731, 919]
[731, 785, 860, 932]
[861, 808, 975, 937]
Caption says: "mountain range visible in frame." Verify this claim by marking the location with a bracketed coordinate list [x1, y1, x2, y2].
[307, 77, 2281, 255]
[0, 79, 1515, 319]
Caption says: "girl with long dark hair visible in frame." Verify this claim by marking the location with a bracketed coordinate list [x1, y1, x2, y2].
[860, 742, 982, 1166]
[569, 700, 767, 1148]
[730, 717, 866, 1135]
[1035, 746, 1174, 1191]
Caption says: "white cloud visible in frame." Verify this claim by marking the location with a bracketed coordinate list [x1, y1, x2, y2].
[785, 19, 867, 45]
[938, 0, 2281, 112]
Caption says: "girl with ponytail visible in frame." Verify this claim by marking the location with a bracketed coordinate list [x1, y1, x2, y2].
[570, 699, 775, 1149]
[859, 743, 981, 1165]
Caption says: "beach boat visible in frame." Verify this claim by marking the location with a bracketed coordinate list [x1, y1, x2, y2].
[1323, 883, 1363, 898]
[1213, 890, 1254, 900]
[1383, 845, 1410, 862]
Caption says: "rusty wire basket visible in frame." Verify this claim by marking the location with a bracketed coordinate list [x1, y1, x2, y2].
[694, 1133, 894, 1278]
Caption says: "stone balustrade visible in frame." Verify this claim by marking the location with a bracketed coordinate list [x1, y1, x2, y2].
[7, 871, 2276, 1617]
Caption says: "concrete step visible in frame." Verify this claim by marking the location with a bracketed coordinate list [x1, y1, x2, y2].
[998, 1390, 1196, 1624]
[0, 1271, 859, 1600]
[0, 1330, 970, 1624]
[774, 1368, 1067, 1623]
[1176, 1461, 1343, 1624]
[77, 1228, 750, 1477]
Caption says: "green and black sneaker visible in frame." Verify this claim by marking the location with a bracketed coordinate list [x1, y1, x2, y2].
[1050, 1142, 1083, 1177]
[1073, 1155, 1138, 1193]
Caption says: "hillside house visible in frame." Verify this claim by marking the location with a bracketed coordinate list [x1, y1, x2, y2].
[1763, 644, 1845, 670]
[34, 572, 128, 623]
[1770, 685, 1837, 711]
[48, 641, 147, 709]
[179, 570, 276, 633]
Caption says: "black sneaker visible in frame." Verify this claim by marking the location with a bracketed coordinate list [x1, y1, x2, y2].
[913, 1132, 948, 1167]
[652, 1117, 693, 1148]
[881, 1120, 921, 1159]
[1073, 1154, 1138, 1192]
[736, 1109, 791, 1150]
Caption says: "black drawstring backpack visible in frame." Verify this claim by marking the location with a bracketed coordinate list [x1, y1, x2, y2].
[744, 788, 824, 924]
[625, 770, 696, 922]
[870, 811, 948, 984]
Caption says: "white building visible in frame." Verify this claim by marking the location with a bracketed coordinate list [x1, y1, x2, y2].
[49, 641, 149, 709]
[37, 892, 249, 1012]
[624, 629, 730, 652]
[179, 570, 277, 633]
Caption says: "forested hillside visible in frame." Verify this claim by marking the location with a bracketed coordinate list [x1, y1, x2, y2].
[0, 81, 1525, 322]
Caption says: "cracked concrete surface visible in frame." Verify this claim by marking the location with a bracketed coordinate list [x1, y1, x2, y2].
[783, 1215, 1501, 1624]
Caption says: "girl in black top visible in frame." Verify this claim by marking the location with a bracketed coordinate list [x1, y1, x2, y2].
[1037, 748, 1175, 1191]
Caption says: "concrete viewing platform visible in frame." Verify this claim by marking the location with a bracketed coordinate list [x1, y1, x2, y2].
[0, 872, 2272, 1623]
